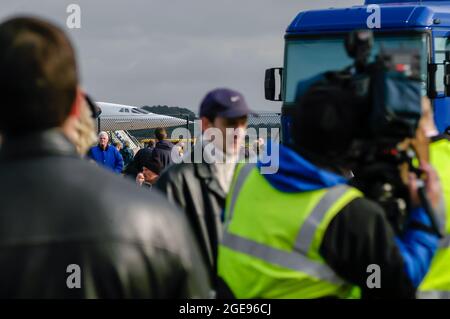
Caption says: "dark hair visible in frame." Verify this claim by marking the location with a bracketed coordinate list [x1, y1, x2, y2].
[154, 128, 167, 141]
[291, 83, 366, 163]
[0, 17, 78, 136]
[147, 140, 155, 148]
[142, 157, 162, 175]
[204, 114, 216, 123]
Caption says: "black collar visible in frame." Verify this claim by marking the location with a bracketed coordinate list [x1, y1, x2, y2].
[431, 134, 449, 143]
[0, 129, 78, 161]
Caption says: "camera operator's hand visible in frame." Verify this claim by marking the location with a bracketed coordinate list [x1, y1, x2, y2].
[408, 163, 442, 210]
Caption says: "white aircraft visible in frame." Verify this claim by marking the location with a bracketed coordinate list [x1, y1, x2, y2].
[96, 102, 190, 131]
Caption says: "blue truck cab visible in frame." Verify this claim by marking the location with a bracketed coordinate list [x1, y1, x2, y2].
[265, 0, 450, 143]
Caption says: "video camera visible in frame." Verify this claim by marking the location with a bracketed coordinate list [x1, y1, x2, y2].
[345, 30, 422, 140]
[304, 30, 442, 236]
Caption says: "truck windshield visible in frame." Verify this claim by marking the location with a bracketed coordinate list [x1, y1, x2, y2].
[284, 33, 428, 103]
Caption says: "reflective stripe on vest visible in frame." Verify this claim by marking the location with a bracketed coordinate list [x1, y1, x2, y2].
[294, 185, 350, 255]
[417, 290, 450, 299]
[222, 224, 345, 286]
[221, 164, 357, 287]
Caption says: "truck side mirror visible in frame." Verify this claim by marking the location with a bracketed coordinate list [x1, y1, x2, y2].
[265, 68, 283, 101]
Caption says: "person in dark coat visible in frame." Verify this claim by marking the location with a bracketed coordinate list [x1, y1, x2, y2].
[124, 141, 154, 178]
[146, 140, 155, 153]
[152, 127, 174, 171]
[136, 157, 162, 190]
[120, 141, 135, 168]
[0, 16, 210, 299]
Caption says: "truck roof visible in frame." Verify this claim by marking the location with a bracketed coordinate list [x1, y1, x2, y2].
[287, 0, 450, 34]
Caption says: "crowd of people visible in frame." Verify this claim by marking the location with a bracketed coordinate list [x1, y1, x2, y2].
[86, 126, 182, 189]
[0, 16, 448, 299]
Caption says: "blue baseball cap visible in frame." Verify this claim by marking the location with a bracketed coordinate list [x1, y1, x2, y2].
[199, 88, 253, 119]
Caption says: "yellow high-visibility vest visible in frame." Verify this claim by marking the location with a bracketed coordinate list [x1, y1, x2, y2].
[217, 164, 362, 298]
[419, 137, 450, 299]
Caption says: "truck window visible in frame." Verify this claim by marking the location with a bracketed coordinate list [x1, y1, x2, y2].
[434, 37, 450, 93]
[284, 33, 428, 104]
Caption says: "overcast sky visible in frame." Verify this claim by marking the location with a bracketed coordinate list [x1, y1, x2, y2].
[0, 0, 360, 112]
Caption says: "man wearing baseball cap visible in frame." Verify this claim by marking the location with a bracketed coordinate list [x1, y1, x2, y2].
[157, 88, 251, 291]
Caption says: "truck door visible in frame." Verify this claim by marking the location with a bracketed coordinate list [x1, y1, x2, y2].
[431, 35, 450, 132]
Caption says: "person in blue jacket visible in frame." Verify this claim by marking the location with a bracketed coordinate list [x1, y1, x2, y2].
[88, 131, 124, 173]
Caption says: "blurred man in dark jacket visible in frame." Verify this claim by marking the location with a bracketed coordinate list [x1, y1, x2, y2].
[152, 127, 174, 171]
[0, 16, 210, 298]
